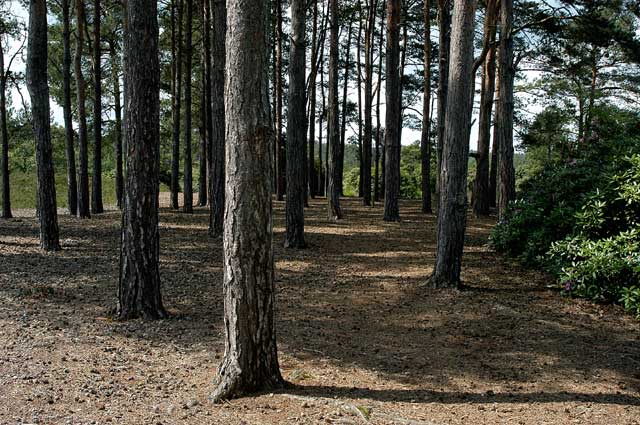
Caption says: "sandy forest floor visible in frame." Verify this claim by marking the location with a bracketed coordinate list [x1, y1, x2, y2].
[1, 196, 639, 425]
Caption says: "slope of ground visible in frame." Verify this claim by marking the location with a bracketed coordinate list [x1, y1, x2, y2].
[1, 197, 639, 424]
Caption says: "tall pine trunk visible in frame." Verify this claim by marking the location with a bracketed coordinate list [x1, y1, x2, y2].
[308, 0, 319, 199]
[198, 0, 211, 207]
[489, 53, 500, 208]
[75, 0, 90, 219]
[472, 0, 497, 216]
[275, 0, 285, 201]
[109, 39, 123, 209]
[182, 0, 194, 213]
[171, 0, 184, 210]
[27, 0, 60, 251]
[430, 0, 477, 288]
[435, 0, 451, 195]
[0, 34, 12, 218]
[211, 0, 284, 401]
[61, 0, 77, 216]
[209, 0, 226, 237]
[374, 6, 384, 203]
[497, 0, 515, 218]
[362, 0, 377, 206]
[285, 0, 307, 247]
[118, 0, 167, 320]
[327, 0, 342, 220]
[383, 0, 401, 222]
[420, 0, 432, 214]
[91, 0, 104, 214]
[356, 3, 363, 199]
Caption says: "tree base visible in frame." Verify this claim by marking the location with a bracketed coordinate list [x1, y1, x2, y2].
[429, 274, 460, 290]
[210, 366, 285, 403]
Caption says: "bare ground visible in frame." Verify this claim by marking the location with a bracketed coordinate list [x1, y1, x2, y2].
[1, 196, 639, 425]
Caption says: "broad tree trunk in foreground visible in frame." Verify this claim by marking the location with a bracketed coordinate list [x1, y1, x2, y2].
[171, 0, 184, 210]
[91, 0, 104, 214]
[61, 0, 77, 216]
[435, 0, 451, 195]
[420, 0, 432, 214]
[211, 0, 284, 401]
[75, 0, 90, 219]
[472, 0, 497, 217]
[27, 0, 60, 251]
[182, 0, 194, 213]
[118, 0, 167, 320]
[383, 0, 401, 222]
[209, 0, 225, 237]
[430, 0, 476, 288]
[285, 0, 307, 248]
[327, 0, 342, 220]
[497, 0, 516, 219]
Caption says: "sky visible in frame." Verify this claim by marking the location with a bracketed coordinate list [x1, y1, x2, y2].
[1, 0, 533, 153]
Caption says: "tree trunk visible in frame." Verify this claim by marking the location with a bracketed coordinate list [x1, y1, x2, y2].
[182, 0, 194, 213]
[198, 0, 211, 208]
[91, 0, 104, 214]
[339, 18, 353, 197]
[61, 0, 77, 216]
[420, 0, 432, 214]
[497, 0, 515, 219]
[489, 54, 500, 208]
[472, 0, 497, 217]
[318, 38, 325, 197]
[383, 0, 401, 222]
[374, 5, 384, 203]
[75, 0, 90, 219]
[109, 39, 123, 209]
[356, 3, 363, 198]
[327, 0, 342, 220]
[27, 0, 61, 251]
[209, 0, 225, 237]
[275, 0, 285, 201]
[211, 0, 284, 401]
[435, 0, 451, 196]
[363, 0, 377, 207]
[308, 0, 319, 200]
[285, 0, 307, 247]
[430, 0, 477, 288]
[0, 36, 12, 218]
[118, 0, 167, 320]
[171, 0, 184, 210]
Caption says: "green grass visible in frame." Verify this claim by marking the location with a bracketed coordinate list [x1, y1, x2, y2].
[3, 172, 120, 210]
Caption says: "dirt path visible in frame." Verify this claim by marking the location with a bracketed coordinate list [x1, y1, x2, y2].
[1, 197, 639, 424]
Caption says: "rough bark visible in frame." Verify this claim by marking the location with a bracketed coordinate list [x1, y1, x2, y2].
[356, 4, 363, 198]
[430, 0, 477, 288]
[275, 0, 285, 201]
[383, 0, 401, 222]
[210, 0, 284, 401]
[61, 0, 77, 216]
[497, 0, 515, 219]
[209, 0, 225, 237]
[109, 39, 123, 209]
[199, 0, 211, 207]
[326, 0, 342, 220]
[118, 0, 167, 321]
[374, 5, 384, 203]
[75, 0, 90, 219]
[472, 0, 497, 216]
[27, 0, 60, 251]
[435, 0, 451, 195]
[420, 0, 432, 214]
[171, 0, 184, 210]
[91, 0, 104, 214]
[318, 37, 325, 197]
[285, 0, 307, 248]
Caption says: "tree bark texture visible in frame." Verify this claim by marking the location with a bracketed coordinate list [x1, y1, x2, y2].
[211, 0, 284, 401]
[383, 0, 401, 222]
[110, 39, 123, 209]
[363, 0, 378, 206]
[435, 0, 451, 195]
[61, 0, 77, 216]
[209, 0, 226, 237]
[327, 0, 342, 220]
[171, 0, 184, 210]
[420, 0, 432, 214]
[0, 36, 12, 219]
[118, 0, 167, 321]
[430, 0, 477, 288]
[91, 0, 104, 214]
[27, 0, 61, 251]
[182, 0, 194, 213]
[275, 0, 285, 201]
[285, 0, 307, 248]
